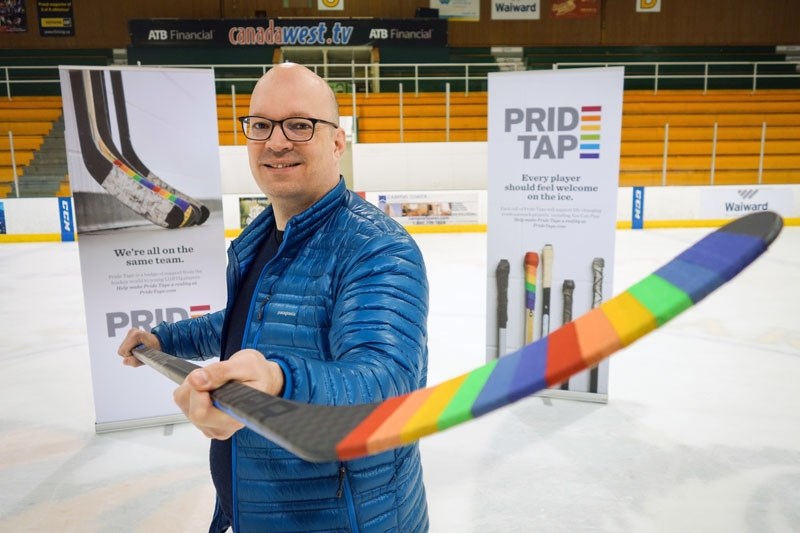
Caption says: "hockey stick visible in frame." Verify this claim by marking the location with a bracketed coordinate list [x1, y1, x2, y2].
[540, 244, 554, 337]
[560, 279, 575, 390]
[108, 70, 210, 225]
[562, 280, 575, 323]
[539, 244, 565, 389]
[524, 252, 539, 345]
[495, 259, 510, 359]
[133, 211, 783, 463]
[589, 257, 605, 393]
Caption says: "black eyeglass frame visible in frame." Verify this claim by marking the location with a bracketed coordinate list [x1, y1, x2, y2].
[238, 115, 339, 142]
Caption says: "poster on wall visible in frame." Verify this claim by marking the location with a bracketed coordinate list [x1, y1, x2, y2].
[37, 0, 73, 36]
[59, 66, 227, 430]
[486, 67, 624, 398]
[551, 0, 600, 19]
[0, 0, 26, 32]
[492, 0, 541, 20]
[318, 0, 344, 11]
[430, 0, 480, 21]
[636, 0, 662, 13]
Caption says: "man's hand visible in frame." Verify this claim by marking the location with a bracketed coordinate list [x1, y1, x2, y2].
[173, 349, 285, 440]
[117, 328, 162, 367]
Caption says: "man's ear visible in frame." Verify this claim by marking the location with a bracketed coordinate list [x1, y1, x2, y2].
[333, 126, 347, 158]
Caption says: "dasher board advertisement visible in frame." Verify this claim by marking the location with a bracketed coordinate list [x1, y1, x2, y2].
[60, 67, 227, 428]
[364, 190, 482, 228]
[486, 67, 624, 396]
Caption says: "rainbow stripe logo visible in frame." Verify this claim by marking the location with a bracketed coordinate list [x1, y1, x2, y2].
[579, 105, 602, 159]
[111, 158, 192, 212]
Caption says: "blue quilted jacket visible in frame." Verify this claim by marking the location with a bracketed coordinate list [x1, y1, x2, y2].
[153, 179, 430, 532]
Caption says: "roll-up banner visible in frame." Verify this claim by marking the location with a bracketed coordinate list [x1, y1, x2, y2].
[486, 67, 624, 399]
[59, 67, 227, 431]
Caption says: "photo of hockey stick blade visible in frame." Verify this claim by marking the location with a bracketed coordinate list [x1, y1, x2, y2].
[69, 69, 194, 229]
[134, 211, 783, 463]
[524, 252, 539, 345]
[87, 70, 200, 228]
[109, 70, 210, 225]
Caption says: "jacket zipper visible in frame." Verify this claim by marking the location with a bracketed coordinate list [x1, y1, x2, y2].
[337, 464, 360, 533]
[336, 464, 346, 498]
[256, 295, 271, 321]
[231, 436, 239, 533]
[232, 278, 271, 531]
[230, 219, 286, 532]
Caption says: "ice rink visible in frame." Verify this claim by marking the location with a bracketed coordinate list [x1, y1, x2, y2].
[1, 225, 798, 532]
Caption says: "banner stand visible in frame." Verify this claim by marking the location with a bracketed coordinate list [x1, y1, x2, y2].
[536, 389, 609, 405]
[60, 66, 228, 431]
[485, 67, 625, 402]
[96, 414, 188, 434]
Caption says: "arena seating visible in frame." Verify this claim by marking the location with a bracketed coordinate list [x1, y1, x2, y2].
[0, 96, 68, 197]
[621, 89, 800, 185]
[2, 77, 798, 197]
[217, 88, 800, 187]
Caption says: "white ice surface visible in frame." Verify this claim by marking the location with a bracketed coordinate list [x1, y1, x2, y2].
[0, 226, 798, 532]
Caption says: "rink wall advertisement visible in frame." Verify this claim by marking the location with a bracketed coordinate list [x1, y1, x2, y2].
[363, 190, 482, 228]
[485, 67, 624, 398]
[59, 67, 227, 429]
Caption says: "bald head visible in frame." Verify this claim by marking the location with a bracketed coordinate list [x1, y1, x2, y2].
[251, 62, 339, 123]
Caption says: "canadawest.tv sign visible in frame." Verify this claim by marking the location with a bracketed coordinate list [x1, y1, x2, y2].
[129, 18, 448, 47]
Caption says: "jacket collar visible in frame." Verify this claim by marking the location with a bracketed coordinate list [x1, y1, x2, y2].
[282, 176, 347, 243]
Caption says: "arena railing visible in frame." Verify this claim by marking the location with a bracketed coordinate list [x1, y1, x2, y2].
[2, 59, 799, 100]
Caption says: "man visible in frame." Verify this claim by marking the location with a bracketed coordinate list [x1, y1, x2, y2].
[118, 63, 430, 532]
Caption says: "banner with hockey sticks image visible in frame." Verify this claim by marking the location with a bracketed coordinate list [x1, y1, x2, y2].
[59, 66, 227, 429]
[485, 67, 623, 400]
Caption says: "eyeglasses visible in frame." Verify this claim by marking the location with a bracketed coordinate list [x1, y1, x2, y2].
[238, 115, 339, 142]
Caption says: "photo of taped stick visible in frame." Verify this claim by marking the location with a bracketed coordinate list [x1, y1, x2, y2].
[524, 252, 539, 345]
[560, 279, 575, 390]
[589, 257, 605, 392]
[540, 244, 554, 339]
[495, 259, 510, 359]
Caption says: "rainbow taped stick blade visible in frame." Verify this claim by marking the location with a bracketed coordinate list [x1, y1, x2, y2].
[134, 211, 782, 463]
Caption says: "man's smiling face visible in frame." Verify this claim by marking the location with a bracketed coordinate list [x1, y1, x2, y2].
[246, 64, 345, 221]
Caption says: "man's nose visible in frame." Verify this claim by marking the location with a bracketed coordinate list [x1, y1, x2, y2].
[265, 124, 293, 148]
